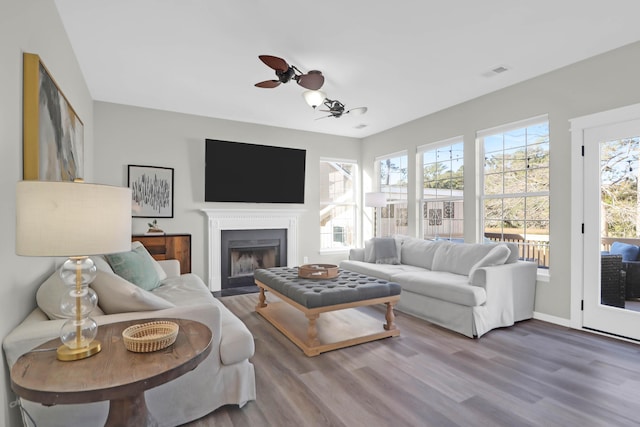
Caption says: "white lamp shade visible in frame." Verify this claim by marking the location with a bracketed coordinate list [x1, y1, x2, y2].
[16, 181, 132, 257]
[303, 90, 326, 109]
[365, 192, 388, 208]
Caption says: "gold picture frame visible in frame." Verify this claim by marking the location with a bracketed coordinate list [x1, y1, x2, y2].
[23, 53, 84, 181]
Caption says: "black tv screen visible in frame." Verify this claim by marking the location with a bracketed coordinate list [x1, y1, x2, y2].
[205, 139, 306, 203]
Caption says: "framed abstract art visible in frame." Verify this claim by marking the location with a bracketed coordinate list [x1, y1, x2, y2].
[23, 53, 84, 181]
[128, 165, 174, 218]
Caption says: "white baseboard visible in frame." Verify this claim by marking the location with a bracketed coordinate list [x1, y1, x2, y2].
[532, 311, 572, 327]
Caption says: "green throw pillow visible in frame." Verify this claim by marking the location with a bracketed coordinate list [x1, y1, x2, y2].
[104, 245, 161, 291]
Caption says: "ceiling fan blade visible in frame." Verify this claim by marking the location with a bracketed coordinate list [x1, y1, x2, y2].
[315, 114, 333, 120]
[255, 80, 281, 88]
[346, 107, 368, 115]
[258, 55, 289, 72]
[297, 70, 324, 90]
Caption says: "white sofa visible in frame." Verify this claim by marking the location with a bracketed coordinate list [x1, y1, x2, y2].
[339, 237, 537, 338]
[3, 243, 256, 427]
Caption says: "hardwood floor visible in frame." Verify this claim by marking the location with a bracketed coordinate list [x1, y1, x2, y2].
[183, 294, 640, 427]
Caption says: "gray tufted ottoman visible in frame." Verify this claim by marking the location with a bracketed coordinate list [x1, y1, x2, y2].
[254, 267, 401, 356]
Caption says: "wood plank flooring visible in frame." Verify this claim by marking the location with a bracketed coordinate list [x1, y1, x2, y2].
[182, 294, 640, 427]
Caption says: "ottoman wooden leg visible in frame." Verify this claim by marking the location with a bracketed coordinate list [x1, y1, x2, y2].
[306, 313, 320, 347]
[384, 302, 397, 331]
[256, 287, 267, 309]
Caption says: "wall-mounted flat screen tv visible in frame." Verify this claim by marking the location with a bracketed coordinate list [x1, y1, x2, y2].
[205, 139, 306, 203]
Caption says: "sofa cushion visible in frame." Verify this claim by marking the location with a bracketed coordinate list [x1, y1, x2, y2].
[610, 241, 640, 261]
[340, 260, 426, 282]
[153, 274, 216, 306]
[432, 242, 502, 276]
[36, 269, 106, 320]
[90, 270, 175, 314]
[400, 238, 442, 270]
[364, 237, 401, 264]
[104, 244, 162, 291]
[391, 270, 487, 307]
[468, 244, 511, 283]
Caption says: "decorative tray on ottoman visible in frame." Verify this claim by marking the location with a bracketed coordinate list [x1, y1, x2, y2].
[298, 264, 339, 279]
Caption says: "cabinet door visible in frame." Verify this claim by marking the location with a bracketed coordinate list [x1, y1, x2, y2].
[166, 235, 191, 274]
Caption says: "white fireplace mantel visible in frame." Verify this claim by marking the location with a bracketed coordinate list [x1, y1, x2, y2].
[201, 209, 304, 291]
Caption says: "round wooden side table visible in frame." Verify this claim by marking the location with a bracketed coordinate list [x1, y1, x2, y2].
[10, 318, 212, 427]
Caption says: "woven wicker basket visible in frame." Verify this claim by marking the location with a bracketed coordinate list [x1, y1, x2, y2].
[122, 321, 179, 353]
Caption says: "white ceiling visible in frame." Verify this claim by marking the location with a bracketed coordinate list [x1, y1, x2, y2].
[54, 0, 640, 139]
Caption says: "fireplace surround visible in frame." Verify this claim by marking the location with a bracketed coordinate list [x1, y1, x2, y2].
[202, 209, 302, 291]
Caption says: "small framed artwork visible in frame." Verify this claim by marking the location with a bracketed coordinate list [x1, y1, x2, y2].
[128, 165, 174, 218]
[23, 53, 84, 181]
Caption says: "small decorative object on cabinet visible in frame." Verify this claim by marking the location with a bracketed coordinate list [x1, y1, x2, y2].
[132, 234, 191, 274]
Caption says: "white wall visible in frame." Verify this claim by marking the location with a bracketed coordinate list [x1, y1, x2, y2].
[0, 1, 94, 425]
[93, 102, 361, 280]
[361, 41, 640, 320]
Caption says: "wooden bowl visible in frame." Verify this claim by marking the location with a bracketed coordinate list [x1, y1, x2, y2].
[298, 264, 339, 279]
[122, 321, 179, 353]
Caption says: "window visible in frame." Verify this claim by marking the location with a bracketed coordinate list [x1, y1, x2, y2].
[320, 159, 357, 250]
[377, 152, 408, 237]
[479, 116, 550, 268]
[419, 137, 464, 240]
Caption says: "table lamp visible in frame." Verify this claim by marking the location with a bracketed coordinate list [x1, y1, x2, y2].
[16, 180, 132, 361]
[365, 192, 387, 237]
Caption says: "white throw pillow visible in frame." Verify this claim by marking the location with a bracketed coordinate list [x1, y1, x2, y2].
[90, 270, 175, 314]
[36, 268, 106, 320]
[468, 244, 511, 283]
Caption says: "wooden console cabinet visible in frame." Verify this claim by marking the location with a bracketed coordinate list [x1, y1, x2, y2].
[132, 234, 191, 274]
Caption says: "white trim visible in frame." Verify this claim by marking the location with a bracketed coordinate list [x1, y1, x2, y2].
[417, 135, 464, 153]
[476, 114, 549, 139]
[201, 209, 304, 292]
[568, 102, 640, 330]
[533, 312, 571, 327]
[534, 311, 640, 344]
[375, 149, 408, 162]
[320, 156, 358, 164]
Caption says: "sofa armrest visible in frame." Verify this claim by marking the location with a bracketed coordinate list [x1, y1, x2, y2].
[471, 261, 537, 322]
[158, 259, 181, 278]
[349, 248, 365, 262]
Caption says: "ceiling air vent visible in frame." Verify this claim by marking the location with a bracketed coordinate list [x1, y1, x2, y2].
[355, 124, 368, 129]
[482, 65, 510, 78]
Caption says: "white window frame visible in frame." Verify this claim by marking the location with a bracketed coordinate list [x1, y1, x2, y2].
[477, 114, 550, 272]
[375, 151, 409, 238]
[418, 136, 464, 240]
[319, 157, 358, 253]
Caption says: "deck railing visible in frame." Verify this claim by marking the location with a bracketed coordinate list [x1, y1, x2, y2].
[484, 233, 550, 268]
[600, 237, 640, 252]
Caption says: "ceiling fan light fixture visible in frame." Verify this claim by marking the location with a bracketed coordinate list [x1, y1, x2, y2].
[303, 90, 326, 109]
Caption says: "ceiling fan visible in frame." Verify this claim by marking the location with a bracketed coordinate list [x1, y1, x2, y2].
[254, 55, 324, 90]
[316, 98, 368, 119]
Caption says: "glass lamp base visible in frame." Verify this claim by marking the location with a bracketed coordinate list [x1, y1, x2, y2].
[57, 340, 102, 361]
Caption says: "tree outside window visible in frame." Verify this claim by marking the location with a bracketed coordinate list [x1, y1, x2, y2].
[480, 118, 550, 268]
[378, 153, 408, 237]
